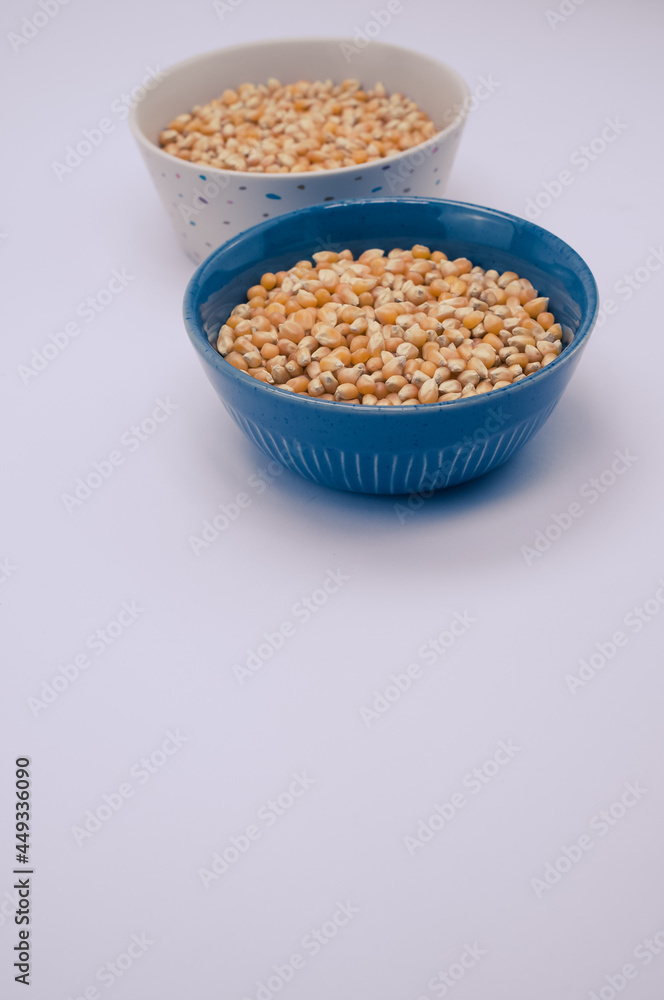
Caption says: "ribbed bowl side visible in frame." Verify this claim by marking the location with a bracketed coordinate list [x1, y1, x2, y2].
[223, 395, 561, 495]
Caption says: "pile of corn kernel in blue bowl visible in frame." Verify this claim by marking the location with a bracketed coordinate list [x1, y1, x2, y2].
[215, 244, 565, 407]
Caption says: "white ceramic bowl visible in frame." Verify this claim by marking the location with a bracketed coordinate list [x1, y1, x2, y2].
[129, 37, 470, 262]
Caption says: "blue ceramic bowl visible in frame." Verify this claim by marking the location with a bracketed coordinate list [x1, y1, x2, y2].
[183, 198, 598, 495]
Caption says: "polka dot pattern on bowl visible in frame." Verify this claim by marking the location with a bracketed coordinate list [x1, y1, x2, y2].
[148, 128, 463, 263]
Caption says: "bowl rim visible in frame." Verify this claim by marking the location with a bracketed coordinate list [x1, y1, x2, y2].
[128, 36, 471, 181]
[183, 195, 599, 415]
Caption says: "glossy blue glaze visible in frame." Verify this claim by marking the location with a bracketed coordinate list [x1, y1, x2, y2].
[183, 198, 598, 494]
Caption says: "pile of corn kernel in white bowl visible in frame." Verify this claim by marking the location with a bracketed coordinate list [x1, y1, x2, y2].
[215, 246, 566, 405]
[158, 77, 436, 173]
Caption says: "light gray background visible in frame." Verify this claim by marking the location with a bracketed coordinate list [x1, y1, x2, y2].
[2, 1, 663, 998]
